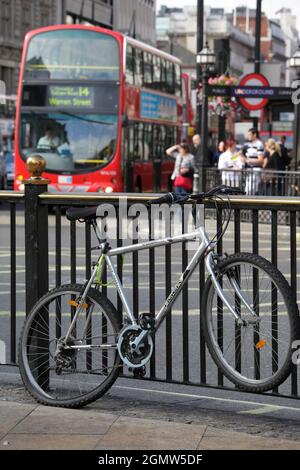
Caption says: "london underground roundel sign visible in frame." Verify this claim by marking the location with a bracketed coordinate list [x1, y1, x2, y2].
[238, 73, 270, 111]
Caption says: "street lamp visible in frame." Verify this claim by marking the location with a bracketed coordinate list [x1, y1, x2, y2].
[195, 42, 216, 192]
[290, 45, 300, 170]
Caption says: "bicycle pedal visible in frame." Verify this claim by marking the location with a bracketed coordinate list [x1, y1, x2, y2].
[139, 313, 155, 331]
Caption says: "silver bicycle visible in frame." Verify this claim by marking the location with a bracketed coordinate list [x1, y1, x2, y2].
[19, 186, 300, 408]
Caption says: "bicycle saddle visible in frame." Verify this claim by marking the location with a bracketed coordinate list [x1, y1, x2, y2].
[66, 206, 98, 222]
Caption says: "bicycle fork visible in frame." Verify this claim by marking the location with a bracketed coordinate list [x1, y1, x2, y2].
[206, 252, 258, 325]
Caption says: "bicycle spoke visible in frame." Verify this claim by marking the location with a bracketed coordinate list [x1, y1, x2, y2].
[21, 288, 120, 403]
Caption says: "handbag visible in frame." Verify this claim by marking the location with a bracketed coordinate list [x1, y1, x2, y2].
[174, 174, 193, 190]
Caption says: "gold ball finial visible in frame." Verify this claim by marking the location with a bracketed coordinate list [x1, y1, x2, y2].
[24, 154, 50, 184]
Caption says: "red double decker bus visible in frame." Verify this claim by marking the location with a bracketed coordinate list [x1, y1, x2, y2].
[15, 25, 185, 193]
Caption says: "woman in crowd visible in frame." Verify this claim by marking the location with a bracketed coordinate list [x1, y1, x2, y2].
[211, 140, 226, 167]
[218, 138, 243, 187]
[261, 139, 285, 195]
[166, 142, 195, 195]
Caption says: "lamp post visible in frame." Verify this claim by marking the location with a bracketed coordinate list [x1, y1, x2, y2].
[290, 45, 300, 170]
[195, 42, 216, 192]
[196, 0, 204, 135]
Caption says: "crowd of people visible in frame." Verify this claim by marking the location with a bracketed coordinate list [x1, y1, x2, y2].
[166, 128, 291, 196]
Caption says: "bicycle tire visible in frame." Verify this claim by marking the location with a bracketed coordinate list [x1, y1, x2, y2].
[201, 253, 300, 392]
[19, 284, 122, 408]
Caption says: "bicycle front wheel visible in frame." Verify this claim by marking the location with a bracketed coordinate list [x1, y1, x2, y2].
[202, 253, 300, 392]
[19, 284, 121, 408]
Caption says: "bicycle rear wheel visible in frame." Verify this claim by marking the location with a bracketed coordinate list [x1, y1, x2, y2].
[202, 253, 300, 392]
[19, 284, 121, 408]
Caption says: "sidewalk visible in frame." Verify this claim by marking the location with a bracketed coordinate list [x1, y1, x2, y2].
[0, 400, 300, 450]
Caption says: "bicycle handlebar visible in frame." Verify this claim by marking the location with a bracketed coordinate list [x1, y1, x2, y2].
[147, 186, 245, 206]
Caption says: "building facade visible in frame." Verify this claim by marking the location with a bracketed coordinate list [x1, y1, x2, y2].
[0, 0, 156, 97]
[0, 0, 58, 96]
[232, 6, 287, 85]
[275, 8, 299, 85]
[156, 6, 255, 79]
[114, 0, 156, 46]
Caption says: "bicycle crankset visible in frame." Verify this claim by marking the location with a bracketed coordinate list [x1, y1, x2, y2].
[117, 325, 153, 369]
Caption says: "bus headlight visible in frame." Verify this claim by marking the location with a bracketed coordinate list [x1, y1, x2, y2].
[105, 186, 113, 194]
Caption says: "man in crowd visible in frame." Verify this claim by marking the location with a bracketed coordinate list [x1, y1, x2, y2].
[242, 128, 264, 194]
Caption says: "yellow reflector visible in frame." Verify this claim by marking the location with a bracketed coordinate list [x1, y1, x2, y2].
[68, 300, 89, 309]
[256, 339, 267, 350]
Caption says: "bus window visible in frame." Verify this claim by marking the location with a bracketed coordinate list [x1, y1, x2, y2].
[153, 125, 166, 159]
[133, 122, 143, 160]
[166, 126, 177, 150]
[143, 52, 153, 86]
[153, 55, 161, 90]
[144, 123, 153, 158]
[175, 64, 181, 97]
[126, 45, 135, 85]
[19, 112, 118, 173]
[135, 48, 143, 86]
[166, 62, 175, 94]
[161, 59, 167, 93]
[24, 29, 120, 81]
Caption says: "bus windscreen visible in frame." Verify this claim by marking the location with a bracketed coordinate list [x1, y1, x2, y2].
[24, 29, 120, 81]
[20, 112, 118, 173]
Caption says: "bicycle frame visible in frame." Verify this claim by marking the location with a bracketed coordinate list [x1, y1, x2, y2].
[64, 221, 254, 345]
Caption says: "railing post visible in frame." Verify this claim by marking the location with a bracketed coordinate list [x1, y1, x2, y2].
[24, 155, 50, 387]
[24, 155, 50, 315]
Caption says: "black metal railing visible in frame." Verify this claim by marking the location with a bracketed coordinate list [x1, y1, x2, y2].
[0, 191, 24, 366]
[204, 167, 300, 197]
[0, 185, 300, 400]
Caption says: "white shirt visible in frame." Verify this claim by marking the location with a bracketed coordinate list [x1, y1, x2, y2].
[37, 135, 59, 150]
[218, 149, 242, 186]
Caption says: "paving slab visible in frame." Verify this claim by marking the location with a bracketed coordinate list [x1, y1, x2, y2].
[0, 401, 37, 436]
[1, 433, 100, 450]
[11, 405, 118, 435]
[198, 427, 300, 450]
[96, 416, 206, 450]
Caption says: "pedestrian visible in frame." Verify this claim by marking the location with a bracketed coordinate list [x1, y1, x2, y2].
[278, 136, 290, 168]
[218, 138, 243, 187]
[212, 140, 226, 167]
[191, 133, 212, 167]
[242, 128, 264, 195]
[261, 139, 285, 195]
[167, 142, 195, 195]
[192, 134, 201, 157]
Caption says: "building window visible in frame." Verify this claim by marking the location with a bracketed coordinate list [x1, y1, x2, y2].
[40, 2, 51, 27]
[1, 0, 11, 38]
[22, 2, 32, 38]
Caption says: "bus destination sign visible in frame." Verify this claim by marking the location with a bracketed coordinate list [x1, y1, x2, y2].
[47, 86, 94, 108]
